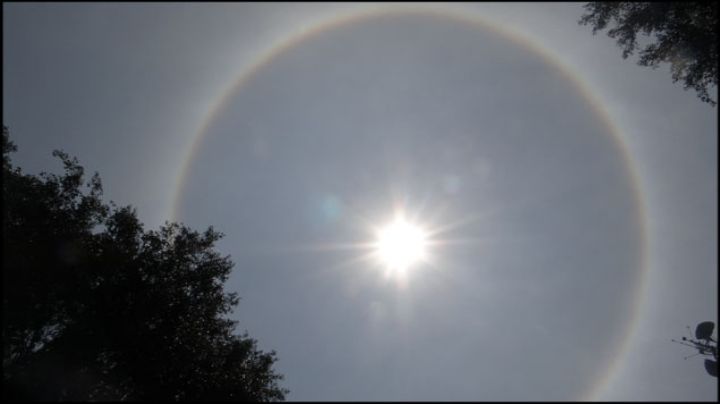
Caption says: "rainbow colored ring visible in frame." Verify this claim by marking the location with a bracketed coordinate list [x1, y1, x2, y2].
[171, 5, 649, 400]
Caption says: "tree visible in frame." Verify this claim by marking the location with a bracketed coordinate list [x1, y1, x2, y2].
[2, 126, 288, 401]
[578, 2, 718, 105]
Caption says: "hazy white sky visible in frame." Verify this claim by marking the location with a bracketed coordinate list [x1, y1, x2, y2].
[3, 2, 717, 401]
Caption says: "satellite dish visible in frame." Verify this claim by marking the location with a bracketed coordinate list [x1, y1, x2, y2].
[695, 321, 715, 341]
[704, 359, 717, 377]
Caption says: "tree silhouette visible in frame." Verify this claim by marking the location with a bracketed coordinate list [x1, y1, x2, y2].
[579, 2, 718, 105]
[2, 126, 288, 401]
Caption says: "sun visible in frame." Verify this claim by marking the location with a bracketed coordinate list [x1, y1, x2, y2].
[374, 214, 429, 273]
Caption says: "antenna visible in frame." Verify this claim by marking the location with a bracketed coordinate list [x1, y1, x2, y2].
[684, 352, 703, 360]
[671, 338, 704, 350]
[674, 321, 718, 378]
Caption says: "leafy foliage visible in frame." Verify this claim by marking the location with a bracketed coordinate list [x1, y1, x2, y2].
[579, 2, 718, 105]
[2, 126, 288, 401]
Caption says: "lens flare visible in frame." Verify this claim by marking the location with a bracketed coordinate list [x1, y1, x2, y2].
[374, 214, 429, 272]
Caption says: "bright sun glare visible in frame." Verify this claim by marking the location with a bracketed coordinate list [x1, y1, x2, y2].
[374, 215, 429, 272]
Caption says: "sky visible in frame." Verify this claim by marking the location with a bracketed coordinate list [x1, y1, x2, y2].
[3, 2, 717, 401]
